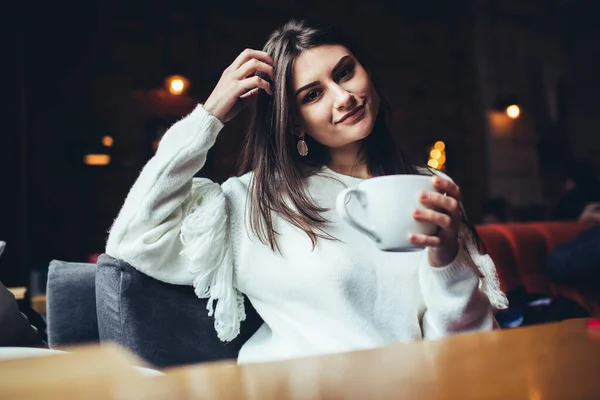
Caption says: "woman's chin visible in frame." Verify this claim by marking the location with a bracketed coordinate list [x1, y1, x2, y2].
[352, 120, 375, 141]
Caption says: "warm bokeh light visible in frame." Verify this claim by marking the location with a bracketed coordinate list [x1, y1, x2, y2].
[427, 159, 439, 169]
[102, 136, 114, 147]
[428, 141, 446, 171]
[170, 79, 184, 94]
[506, 104, 520, 119]
[84, 154, 111, 166]
[165, 75, 190, 95]
[430, 149, 441, 160]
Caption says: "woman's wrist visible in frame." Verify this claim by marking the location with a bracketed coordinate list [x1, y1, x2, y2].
[202, 99, 224, 122]
[428, 240, 459, 268]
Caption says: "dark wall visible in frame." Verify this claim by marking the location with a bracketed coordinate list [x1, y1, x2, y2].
[1, 1, 101, 284]
[1, 13, 26, 286]
[564, 0, 600, 165]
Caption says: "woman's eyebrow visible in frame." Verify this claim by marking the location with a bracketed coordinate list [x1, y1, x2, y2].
[294, 55, 351, 97]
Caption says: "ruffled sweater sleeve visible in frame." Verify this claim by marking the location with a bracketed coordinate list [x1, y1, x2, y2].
[105, 104, 244, 341]
[416, 168, 508, 338]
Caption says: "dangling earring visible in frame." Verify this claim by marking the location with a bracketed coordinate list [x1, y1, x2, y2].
[297, 136, 308, 156]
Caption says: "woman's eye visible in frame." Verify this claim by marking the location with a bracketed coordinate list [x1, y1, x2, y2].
[303, 89, 321, 103]
[336, 65, 354, 81]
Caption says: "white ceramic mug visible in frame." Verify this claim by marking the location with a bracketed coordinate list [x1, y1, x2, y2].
[336, 174, 438, 251]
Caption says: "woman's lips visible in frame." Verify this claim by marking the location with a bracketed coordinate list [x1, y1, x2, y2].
[336, 103, 366, 124]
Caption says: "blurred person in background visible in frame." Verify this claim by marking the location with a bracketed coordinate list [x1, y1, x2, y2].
[546, 205, 600, 286]
[545, 159, 600, 285]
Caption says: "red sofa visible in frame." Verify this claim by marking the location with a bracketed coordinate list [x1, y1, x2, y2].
[476, 221, 600, 317]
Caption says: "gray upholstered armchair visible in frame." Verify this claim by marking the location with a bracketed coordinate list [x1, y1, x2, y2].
[45, 254, 262, 367]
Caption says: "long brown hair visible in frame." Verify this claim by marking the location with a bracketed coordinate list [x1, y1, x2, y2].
[239, 19, 483, 253]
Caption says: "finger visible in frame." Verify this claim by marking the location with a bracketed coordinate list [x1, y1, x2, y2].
[236, 58, 274, 80]
[231, 49, 274, 70]
[239, 76, 272, 95]
[413, 208, 453, 231]
[432, 176, 460, 199]
[240, 88, 260, 109]
[418, 192, 460, 217]
[240, 88, 259, 99]
[409, 233, 441, 247]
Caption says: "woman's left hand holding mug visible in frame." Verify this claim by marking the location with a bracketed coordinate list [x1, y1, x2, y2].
[410, 176, 462, 267]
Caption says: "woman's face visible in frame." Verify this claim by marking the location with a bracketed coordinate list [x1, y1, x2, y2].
[291, 44, 380, 150]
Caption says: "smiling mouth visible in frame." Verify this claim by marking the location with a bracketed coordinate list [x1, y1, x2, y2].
[336, 103, 366, 124]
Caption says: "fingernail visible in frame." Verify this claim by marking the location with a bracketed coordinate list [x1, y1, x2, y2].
[420, 192, 428, 200]
[413, 209, 421, 216]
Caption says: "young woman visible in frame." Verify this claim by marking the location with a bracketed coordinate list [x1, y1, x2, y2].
[106, 20, 507, 364]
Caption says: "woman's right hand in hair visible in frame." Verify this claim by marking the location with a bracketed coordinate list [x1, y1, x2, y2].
[204, 49, 274, 123]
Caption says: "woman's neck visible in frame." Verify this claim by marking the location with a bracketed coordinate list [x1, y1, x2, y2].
[327, 142, 371, 179]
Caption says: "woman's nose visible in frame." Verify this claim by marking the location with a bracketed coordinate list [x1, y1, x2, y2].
[332, 86, 355, 110]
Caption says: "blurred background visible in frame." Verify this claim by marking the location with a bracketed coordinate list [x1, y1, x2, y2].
[2, 0, 600, 289]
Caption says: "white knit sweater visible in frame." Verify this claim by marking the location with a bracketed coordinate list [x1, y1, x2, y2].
[106, 104, 507, 364]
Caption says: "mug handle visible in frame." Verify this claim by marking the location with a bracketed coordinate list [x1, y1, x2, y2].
[336, 188, 382, 244]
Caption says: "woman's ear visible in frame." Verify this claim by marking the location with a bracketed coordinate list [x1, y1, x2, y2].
[292, 118, 305, 139]
[291, 111, 306, 135]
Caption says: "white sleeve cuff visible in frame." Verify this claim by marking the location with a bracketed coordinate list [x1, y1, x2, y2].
[421, 245, 480, 291]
